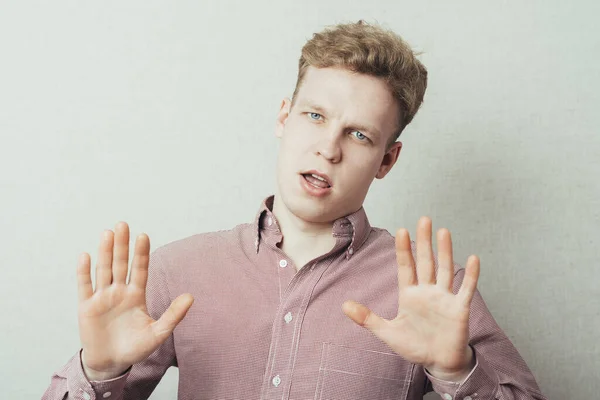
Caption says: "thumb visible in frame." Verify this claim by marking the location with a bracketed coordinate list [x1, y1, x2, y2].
[152, 293, 194, 341]
[342, 300, 388, 337]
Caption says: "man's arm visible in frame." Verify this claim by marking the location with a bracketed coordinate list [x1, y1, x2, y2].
[42, 239, 182, 400]
[343, 218, 548, 400]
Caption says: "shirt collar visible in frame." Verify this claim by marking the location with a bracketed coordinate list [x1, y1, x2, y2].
[253, 195, 371, 259]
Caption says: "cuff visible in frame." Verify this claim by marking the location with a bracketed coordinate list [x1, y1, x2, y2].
[60, 349, 130, 400]
[424, 345, 498, 400]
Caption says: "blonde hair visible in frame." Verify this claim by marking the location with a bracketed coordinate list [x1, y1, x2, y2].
[291, 20, 427, 144]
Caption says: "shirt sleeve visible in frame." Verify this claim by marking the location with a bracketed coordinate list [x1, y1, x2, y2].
[422, 267, 548, 400]
[41, 249, 177, 400]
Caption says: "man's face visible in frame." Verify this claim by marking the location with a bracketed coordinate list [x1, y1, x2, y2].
[274, 66, 403, 224]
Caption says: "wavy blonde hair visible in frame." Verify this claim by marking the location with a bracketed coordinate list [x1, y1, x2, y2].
[291, 20, 427, 145]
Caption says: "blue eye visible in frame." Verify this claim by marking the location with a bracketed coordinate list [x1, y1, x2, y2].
[308, 112, 322, 120]
[352, 131, 367, 141]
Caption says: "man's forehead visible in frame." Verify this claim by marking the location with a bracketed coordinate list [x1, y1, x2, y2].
[296, 68, 396, 114]
[293, 67, 401, 137]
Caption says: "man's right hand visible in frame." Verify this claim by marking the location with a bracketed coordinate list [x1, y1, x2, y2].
[76, 222, 194, 381]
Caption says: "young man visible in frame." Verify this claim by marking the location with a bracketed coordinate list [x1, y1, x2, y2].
[43, 21, 547, 399]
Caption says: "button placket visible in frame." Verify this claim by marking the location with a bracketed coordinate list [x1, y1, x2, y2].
[260, 254, 333, 399]
[260, 272, 302, 397]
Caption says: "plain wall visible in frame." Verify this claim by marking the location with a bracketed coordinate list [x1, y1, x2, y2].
[0, 1, 598, 398]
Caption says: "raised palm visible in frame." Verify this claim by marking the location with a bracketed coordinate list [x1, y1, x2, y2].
[77, 222, 193, 379]
[343, 216, 480, 375]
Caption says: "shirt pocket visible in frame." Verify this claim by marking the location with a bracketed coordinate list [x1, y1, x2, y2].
[314, 342, 413, 400]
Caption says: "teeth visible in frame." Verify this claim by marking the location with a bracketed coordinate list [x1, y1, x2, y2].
[311, 174, 327, 182]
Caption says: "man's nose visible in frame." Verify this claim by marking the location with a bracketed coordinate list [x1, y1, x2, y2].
[315, 128, 342, 163]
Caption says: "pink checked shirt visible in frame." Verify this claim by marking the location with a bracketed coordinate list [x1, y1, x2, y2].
[43, 196, 546, 400]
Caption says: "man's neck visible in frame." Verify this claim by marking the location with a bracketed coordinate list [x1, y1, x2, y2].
[271, 195, 337, 271]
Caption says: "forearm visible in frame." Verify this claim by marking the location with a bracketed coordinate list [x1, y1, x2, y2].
[42, 350, 130, 400]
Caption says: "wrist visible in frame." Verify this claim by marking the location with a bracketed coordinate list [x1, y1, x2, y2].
[81, 350, 131, 381]
[425, 345, 476, 383]
[83, 364, 129, 381]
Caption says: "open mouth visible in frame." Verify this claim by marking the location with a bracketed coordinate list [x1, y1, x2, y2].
[302, 173, 331, 189]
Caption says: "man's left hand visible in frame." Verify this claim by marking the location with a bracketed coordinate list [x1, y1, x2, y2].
[342, 216, 480, 381]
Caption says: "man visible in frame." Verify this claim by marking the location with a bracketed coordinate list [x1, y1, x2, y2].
[43, 21, 547, 399]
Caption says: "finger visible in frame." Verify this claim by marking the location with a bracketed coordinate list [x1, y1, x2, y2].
[129, 233, 150, 290]
[395, 228, 417, 290]
[435, 228, 454, 292]
[112, 222, 130, 284]
[342, 300, 394, 344]
[416, 216, 435, 284]
[457, 255, 481, 306]
[95, 230, 114, 290]
[152, 293, 194, 342]
[77, 253, 93, 302]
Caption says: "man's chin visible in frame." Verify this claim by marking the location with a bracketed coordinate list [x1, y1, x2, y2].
[289, 196, 348, 224]
[276, 185, 356, 222]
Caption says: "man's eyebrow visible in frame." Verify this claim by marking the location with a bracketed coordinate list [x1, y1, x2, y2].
[298, 100, 382, 138]
[298, 100, 328, 114]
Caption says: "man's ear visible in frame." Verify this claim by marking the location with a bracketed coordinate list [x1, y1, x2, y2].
[275, 97, 292, 138]
[375, 141, 402, 179]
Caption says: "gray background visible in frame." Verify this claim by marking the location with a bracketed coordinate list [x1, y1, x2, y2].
[0, 1, 598, 399]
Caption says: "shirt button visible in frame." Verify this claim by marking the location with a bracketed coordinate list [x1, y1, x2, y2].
[464, 397, 472, 400]
[284, 312, 293, 323]
[348, 248, 354, 255]
[442, 394, 452, 400]
[82, 392, 91, 400]
[272, 374, 281, 387]
[279, 259, 288, 268]
[267, 217, 273, 226]
[103, 393, 112, 398]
